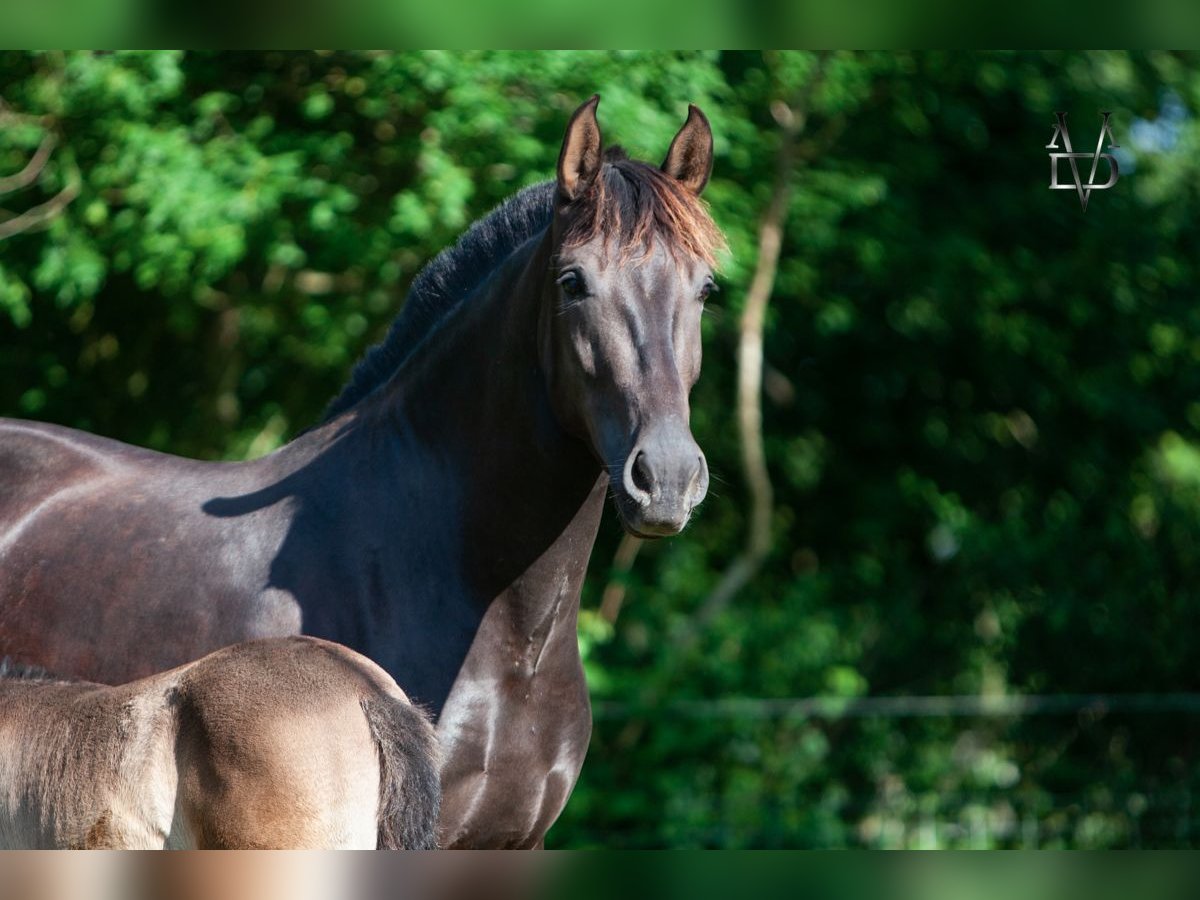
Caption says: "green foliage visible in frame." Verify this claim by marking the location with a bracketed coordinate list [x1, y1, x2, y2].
[2, 51, 1199, 847]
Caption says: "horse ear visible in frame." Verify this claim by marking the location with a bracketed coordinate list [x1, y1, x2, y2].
[661, 104, 713, 195]
[557, 94, 603, 204]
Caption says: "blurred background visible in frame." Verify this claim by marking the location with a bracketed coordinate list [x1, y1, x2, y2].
[1, 50, 1198, 848]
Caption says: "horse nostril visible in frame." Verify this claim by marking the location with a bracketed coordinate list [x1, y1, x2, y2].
[631, 451, 654, 499]
[686, 453, 708, 507]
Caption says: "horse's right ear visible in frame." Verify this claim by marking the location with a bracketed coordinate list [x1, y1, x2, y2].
[557, 94, 602, 204]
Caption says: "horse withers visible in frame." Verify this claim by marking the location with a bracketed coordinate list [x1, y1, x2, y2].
[0, 636, 440, 849]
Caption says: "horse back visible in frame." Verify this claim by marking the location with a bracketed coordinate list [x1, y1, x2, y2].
[0, 417, 212, 534]
[0, 418, 299, 684]
[0, 419, 111, 521]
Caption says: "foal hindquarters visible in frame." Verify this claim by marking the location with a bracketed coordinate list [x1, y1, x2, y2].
[165, 637, 441, 849]
[0, 637, 440, 849]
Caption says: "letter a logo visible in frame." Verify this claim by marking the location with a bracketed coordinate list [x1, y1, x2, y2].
[1047, 112, 1120, 212]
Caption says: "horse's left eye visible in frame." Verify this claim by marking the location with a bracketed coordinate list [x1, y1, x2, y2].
[557, 271, 587, 299]
[699, 279, 718, 301]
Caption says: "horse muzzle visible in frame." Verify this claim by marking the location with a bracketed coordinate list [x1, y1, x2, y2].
[614, 429, 708, 538]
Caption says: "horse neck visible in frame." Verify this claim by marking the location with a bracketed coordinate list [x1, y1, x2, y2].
[326, 231, 606, 618]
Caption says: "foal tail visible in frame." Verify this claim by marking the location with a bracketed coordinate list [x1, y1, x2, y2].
[361, 694, 442, 849]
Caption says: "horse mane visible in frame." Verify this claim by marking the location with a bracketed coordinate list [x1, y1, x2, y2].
[322, 181, 556, 421]
[0, 656, 79, 683]
[322, 152, 725, 422]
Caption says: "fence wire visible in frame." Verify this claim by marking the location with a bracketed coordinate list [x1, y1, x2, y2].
[591, 692, 1200, 719]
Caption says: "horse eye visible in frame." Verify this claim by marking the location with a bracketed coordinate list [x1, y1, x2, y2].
[557, 270, 587, 299]
[699, 279, 718, 301]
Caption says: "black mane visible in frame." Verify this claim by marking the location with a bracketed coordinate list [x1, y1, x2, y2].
[323, 181, 557, 420]
[0, 656, 77, 683]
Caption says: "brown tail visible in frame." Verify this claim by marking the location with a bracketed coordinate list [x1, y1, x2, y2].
[361, 695, 442, 849]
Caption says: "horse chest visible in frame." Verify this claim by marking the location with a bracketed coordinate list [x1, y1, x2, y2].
[434, 596, 592, 848]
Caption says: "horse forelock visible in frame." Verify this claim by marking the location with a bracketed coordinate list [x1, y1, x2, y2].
[562, 157, 726, 269]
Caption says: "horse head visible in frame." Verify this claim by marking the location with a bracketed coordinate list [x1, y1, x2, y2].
[540, 95, 724, 538]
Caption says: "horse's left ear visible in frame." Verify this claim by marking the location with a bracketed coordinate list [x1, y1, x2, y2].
[661, 104, 714, 195]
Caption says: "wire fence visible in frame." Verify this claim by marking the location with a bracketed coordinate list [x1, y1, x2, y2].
[591, 692, 1200, 719]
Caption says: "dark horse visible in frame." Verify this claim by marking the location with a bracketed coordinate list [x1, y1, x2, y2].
[0, 96, 723, 847]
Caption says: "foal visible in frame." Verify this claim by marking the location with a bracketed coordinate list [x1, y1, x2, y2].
[0, 636, 440, 849]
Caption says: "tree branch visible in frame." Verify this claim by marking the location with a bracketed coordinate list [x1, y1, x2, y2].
[690, 52, 830, 629]
[0, 134, 57, 195]
[0, 177, 80, 241]
[0, 97, 50, 128]
[598, 534, 644, 625]
[613, 54, 840, 750]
